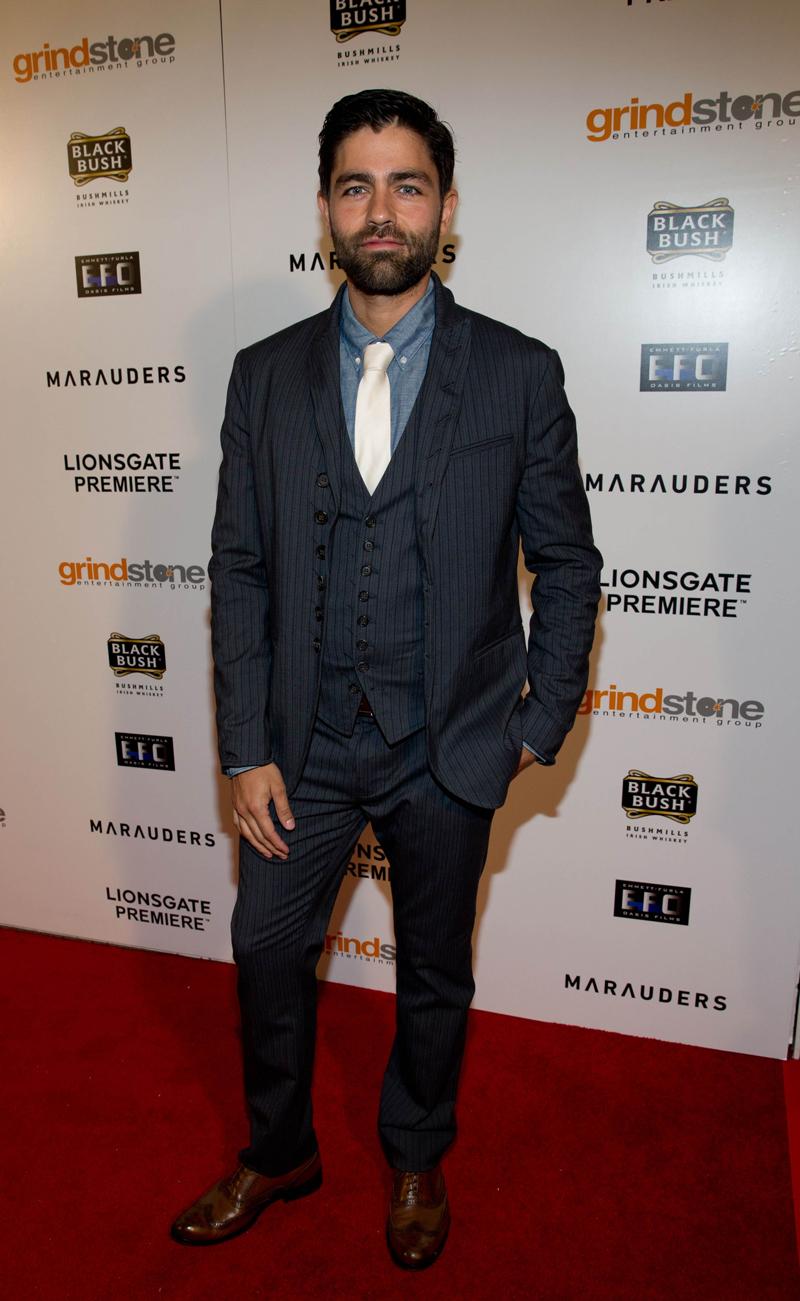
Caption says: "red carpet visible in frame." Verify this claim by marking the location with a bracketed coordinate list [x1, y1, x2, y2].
[2, 927, 798, 1300]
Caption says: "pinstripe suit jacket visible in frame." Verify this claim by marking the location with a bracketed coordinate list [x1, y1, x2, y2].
[209, 275, 602, 809]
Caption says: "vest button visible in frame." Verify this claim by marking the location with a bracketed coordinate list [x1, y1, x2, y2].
[360, 564, 372, 576]
[317, 473, 329, 487]
[365, 515, 377, 528]
[315, 510, 328, 524]
[312, 638, 321, 652]
[316, 544, 326, 559]
[357, 661, 369, 672]
[363, 540, 374, 551]
[315, 607, 323, 622]
[356, 639, 368, 651]
[357, 615, 369, 626]
[317, 575, 326, 590]
[358, 590, 369, 602]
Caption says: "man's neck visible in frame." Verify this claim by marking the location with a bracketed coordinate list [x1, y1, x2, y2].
[346, 272, 431, 338]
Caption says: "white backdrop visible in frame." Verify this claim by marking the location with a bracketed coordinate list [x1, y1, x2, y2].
[2, 0, 798, 1060]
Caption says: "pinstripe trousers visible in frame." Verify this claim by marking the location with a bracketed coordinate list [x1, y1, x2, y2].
[231, 712, 495, 1175]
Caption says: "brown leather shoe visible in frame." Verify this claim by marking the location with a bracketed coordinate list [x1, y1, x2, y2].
[386, 1166, 450, 1269]
[171, 1151, 321, 1245]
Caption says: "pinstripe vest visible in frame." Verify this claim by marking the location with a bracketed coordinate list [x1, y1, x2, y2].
[316, 407, 425, 743]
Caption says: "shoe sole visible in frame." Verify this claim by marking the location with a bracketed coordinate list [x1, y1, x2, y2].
[170, 1167, 323, 1246]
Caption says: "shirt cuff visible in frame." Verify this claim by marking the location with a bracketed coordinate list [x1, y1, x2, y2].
[225, 764, 266, 777]
[522, 742, 547, 764]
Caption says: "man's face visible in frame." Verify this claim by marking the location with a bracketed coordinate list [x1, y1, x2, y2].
[318, 124, 457, 296]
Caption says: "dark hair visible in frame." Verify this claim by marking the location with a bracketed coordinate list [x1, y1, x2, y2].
[318, 89, 455, 197]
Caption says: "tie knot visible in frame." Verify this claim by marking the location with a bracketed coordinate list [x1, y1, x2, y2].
[362, 341, 394, 374]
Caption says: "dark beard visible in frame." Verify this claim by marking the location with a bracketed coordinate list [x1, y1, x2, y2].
[330, 221, 440, 296]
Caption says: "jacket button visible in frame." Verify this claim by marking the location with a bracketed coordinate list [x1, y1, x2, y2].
[312, 638, 321, 652]
[317, 575, 326, 590]
[356, 639, 368, 651]
[348, 683, 361, 695]
[357, 615, 369, 626]
[316, 544, 326, 559]
[317, 473, 329, 487]
[315, 510, 328, 525]
[357, 661, 369, 672]
[358, 590, 369, 602]
[365, 515, 376, 528]
[360, 564, 372, 576]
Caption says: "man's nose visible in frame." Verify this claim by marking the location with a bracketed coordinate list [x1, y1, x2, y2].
[366, 185, 394, 227]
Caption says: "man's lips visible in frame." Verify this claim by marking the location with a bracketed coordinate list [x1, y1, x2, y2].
[361, 237, 405, 248]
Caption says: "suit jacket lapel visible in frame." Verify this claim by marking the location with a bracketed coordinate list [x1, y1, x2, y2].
[415, 276, 472, 545]
[308, 284, 347, 511]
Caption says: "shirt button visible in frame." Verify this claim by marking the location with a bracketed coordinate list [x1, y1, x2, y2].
[316, 544, 326, 559]
[357, 615, 369, 626]
[358, 590, 369, 602]
[361, 564, 372, 576]
[365, 515, 376, 528]
[316, 473, 329, 487]
[363, 540, 374, 552]
[315, 510, 328, 525]
[357, 661, 369, 672]
[348, 683, 361, 695]
[356, 639, 368, 651]
[312, 638, 321, 652]
[317, 575, 326, 591]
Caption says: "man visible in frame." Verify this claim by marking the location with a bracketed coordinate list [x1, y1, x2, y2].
[172, 89, 601, 1268]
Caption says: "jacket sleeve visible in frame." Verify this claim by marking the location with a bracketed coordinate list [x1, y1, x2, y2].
[515, 347, 602, 763]
[208, 350, 273, 770]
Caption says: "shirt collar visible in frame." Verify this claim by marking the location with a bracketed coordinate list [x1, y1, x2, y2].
[340, 275, 436, 369]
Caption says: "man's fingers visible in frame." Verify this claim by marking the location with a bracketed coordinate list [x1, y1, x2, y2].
[271, 783, 295, 831]
[251, 808, 289, 857]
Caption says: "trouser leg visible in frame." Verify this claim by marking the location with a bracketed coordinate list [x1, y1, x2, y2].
[231, 723, 366, 1176]
[368, 727, 494, 1171]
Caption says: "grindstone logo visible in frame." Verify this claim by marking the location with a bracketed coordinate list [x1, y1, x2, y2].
[69, 128, 131, 209]
[289, 243, 455, 273]
[622, 771, 698, 824]
[579, 683, 764, 731]
[640, 343, 728, 391]
[63, 452, 182, 494]
[11, 33, 176, 84]
[324, 931, 396, 963]
[585, 471, 771, 498]
[115, 732, 175, 771]
[331, 1, 405, 70]
[108, 634, 166, 700]
[614, 880, 691, 926]
[57, 556, 206, 592]
[585, 87, 800, 143]
[94, 821, 214, 849]
[75, 252, 141, 297]
[601, 567, 751, 618]
[104, 887, 211, 932]
[647, 198, 733, 263]
[47, 364, 185, 388]
[565, 973, 726, 1013]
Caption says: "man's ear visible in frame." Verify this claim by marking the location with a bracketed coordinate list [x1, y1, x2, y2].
[439, 188, 458, 236]
[317, 190, 331, 235]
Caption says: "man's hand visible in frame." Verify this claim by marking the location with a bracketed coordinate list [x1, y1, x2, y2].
[513, 747, 538, 779]
[231, 763, 295, 860]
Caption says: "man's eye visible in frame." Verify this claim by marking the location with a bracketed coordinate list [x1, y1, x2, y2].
[343, 185, 367, 196]
[398, 185, 421, 195]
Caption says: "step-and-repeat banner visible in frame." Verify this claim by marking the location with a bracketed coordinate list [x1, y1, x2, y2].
[2, 0, 798, 1060]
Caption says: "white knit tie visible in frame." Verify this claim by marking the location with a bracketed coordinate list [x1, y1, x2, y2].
[354, 341, 394, 494]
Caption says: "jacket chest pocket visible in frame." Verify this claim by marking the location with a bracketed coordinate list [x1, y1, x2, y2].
[449, 435, 513, 459]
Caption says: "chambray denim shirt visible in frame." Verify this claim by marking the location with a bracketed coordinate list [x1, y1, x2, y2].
[339, 275, 435, 450]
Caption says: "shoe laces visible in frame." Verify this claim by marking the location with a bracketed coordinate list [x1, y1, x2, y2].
[396, 1171, 420, 1205]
